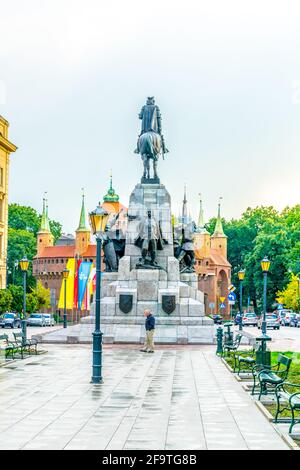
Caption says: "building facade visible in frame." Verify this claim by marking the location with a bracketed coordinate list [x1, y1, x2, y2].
[0, 116, 17, 289]
[193, 198, 231, 316]
[32, 177, 127, 308]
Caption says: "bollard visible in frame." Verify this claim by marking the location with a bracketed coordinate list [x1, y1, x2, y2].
[216, 326, 223, 355]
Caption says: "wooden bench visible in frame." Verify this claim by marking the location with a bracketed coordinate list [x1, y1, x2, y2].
[274, 382, 300, 434]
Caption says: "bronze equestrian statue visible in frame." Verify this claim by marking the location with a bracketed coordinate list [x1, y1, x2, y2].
[134, 97, 169, 181]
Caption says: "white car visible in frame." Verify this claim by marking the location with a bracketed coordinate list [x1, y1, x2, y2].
[42, 314, 55, 326]
[281, 311, 297, 326]
[27, 313, 55, 327]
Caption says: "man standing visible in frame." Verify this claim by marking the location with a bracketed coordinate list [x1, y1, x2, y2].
[140, 309, 155, 353]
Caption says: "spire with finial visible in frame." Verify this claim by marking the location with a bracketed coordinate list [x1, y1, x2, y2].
[45, 195, 51, 232]
[39, 192, 50, 233]
[197, 193, 209, 233]
[103, 171, 119, 202]
[198, 193, 204, 228]
[182, 184, 188, 223]
[76, 188, 89, 232]
[213, 196, 226, 237]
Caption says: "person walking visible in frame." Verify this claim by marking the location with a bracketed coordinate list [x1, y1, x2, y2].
[140, 309, 155, 353]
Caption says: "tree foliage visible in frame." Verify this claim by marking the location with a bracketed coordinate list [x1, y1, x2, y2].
[0, 289, 13, 313]
[7, 203, 62, 288]
[277, 274, 300, 312]
[26, 293, 38, 314]
[34, 280, 51, 310]
[207, 204, 300, 311]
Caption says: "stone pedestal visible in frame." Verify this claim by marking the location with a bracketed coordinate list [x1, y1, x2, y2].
[80, 181, 214, 344]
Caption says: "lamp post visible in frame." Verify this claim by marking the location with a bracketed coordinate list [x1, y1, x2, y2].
[89, 205, 110, 384]
[237, 269, 245, 331]
[256, 256, 271, 368]
[62, 268, 70, 328]
[19, 258, 29, 343]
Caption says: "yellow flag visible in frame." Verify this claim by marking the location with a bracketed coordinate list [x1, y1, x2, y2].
[58, 258, 75, 309]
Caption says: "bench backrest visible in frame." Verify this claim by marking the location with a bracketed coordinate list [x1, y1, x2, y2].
[0, 334, 9, 342]
[13, 332, 24, 341]
[235, 334, 243, 345]
[277, 354, 292, 378]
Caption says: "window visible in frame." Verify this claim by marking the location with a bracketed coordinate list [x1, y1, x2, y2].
[0, 168, 3, 187]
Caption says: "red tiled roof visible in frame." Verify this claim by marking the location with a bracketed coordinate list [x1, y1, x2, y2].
[102, 201, 127, 213]
[81, 244, 96, 258]
[210, 249, 231, 267]
[34, 245, 75, 259]
[194, 248, 231, 268]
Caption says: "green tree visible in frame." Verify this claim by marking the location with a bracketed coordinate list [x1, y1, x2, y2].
[0, 289, 13, 313]
[26, 293, 38, 314]
[8, 203, 62, 240]
[7, 203, 62, 288]
[7, 285, 24, 312]
[7, 228, 36, 289]
[277, 274, 300, 312]
[206, 205, 300, 311]
[244, 230, 290, 311]
[34, 280, 51, 310]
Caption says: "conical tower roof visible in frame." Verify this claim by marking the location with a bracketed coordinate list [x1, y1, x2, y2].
[76, 192, 89, 232]
[212, 197, 226, 237]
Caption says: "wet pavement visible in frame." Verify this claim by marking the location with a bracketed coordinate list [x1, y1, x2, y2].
[0, 345, 289, 450]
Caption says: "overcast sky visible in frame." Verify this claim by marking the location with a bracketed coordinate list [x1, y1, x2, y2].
[1, 0, 300, 233]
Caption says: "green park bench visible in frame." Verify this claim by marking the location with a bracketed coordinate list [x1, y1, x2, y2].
[0, 334, 15, 360]
[233, 346, 256, 375]
[223, 333, 243, 358]
[13, 332, 38, 357]
[274, 382, 300, 434]
[255, 354, 292, 400]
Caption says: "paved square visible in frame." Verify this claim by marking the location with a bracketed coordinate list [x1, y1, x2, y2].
[0, 345, 288, 450]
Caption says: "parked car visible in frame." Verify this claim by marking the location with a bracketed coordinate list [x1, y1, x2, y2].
[212, 314, 223, 325]
[281, 311, 297, 326]
[27, 313, 47, 327]
[289, 313, 300, 328]
[0, 313, 21, 329]
[242, 312, 258, 327]
[42, 313, 55, 326]
[258, 313, 280, 330]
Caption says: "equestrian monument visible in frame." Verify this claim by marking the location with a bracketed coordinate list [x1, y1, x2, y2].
[79, 97, 215, 344]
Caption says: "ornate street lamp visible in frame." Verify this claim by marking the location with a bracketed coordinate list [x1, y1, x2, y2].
[237, 269, 245, 331]
[62, 268, 70, 329]
[89, 205, 110, 384]
[19, 258, 29, 344]
[256, 256, 271, 368]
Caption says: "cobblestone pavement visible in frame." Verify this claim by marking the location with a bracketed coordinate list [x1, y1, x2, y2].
[0, 345, 289, 450]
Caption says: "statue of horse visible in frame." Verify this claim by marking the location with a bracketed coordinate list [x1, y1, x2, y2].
[137, 131, 162, 180]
